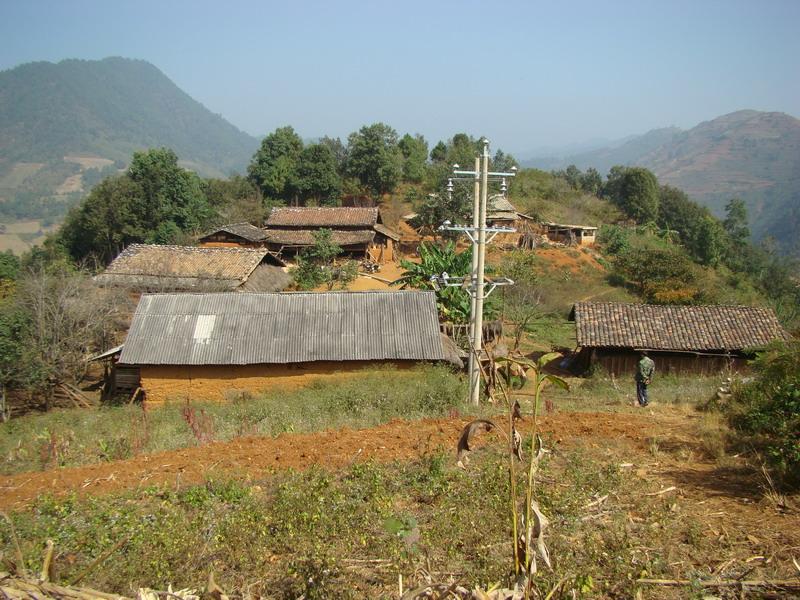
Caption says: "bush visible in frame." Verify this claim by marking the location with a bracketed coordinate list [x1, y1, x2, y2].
[727, 340, 800, 484]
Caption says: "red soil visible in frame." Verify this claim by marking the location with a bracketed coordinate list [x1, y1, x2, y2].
[0, 411, 664, 509]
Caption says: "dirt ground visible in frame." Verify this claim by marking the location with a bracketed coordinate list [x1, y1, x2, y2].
[2, 409, 797, 545]
[0, 411, 652, 507]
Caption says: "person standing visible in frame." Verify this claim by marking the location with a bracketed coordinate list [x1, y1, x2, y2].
[635, 351, 655, 407]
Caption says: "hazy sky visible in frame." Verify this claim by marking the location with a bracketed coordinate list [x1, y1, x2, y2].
[1, 0, 798, 156]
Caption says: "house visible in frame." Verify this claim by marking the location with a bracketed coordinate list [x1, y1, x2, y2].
[94, 244, 289, 292]
[542, 222, 598, 246]
[570, 302, 789, 375]
[197, 222, 269, 247]
[263, 207, 400, 263]
[118, 290, 462, 403]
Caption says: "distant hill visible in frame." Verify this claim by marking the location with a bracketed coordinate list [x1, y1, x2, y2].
[0, 57, 259, 251]
[524, 110, 800, 252]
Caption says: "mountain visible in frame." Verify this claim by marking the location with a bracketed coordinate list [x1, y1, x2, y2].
[524, 110, 800, 252]
[0, 57, 260, 251]
[0, 57, 258, 175]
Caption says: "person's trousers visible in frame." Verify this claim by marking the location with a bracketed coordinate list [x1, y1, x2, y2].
[636, 381, 649, 406]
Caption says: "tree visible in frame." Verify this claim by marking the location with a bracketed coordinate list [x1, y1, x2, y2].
[614, 245, 703, 304]
[247, 126, 303, 201]
[605, 166, 659, 223]
[499, 251, 541, 350]
[346, 123, 402, 197]
[696, 216, 725, 266]
[295, 143, 342, 205]
[292, 229, 345, 290]
[127, 148, 209, 233]
[318, 136, 348, 175]
[723, 198, 750, 247]
[398, 133, 429, 183]
[14, 266, 128, 409]
[59, 148, 212, 264]
[580, 167, 602, 194]
[492, 149, 519, 173]
[430, 141, 447, 163]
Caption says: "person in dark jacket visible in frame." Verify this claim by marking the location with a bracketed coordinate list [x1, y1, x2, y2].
[635, 351, 655, 406]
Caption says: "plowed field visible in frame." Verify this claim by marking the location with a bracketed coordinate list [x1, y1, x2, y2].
[1, 411, 671, 508]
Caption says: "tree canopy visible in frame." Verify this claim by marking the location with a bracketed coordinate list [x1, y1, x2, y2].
[345, 123, 402, 197]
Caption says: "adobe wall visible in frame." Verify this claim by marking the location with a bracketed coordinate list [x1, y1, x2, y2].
[140, 360, 418, 404]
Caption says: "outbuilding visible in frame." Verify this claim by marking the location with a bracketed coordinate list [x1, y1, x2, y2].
[542, 222, 598, 246]
[94, 244, 289, 292]
[119, 290, 461, 404]
[570, 301, 789, 375]
[197, 222, 269, 248]
[263, 207, 400, 263]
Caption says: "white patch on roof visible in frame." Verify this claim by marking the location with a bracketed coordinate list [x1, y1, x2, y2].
[193, 315, 216, 344]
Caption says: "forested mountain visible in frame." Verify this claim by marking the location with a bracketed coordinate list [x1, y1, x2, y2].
[0, 57, 258, 242]
[524, 111, 800, 252]
[0, 57, 257, 173]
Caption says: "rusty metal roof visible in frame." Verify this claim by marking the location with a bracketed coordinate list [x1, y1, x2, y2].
[95, 244, 272, 290]
[266, 207, 379, 227]
[119, 291, 446, 365]
[199, 222, 268, 242]
[572, 302, 788, 352]
[264, 229, 375, 247]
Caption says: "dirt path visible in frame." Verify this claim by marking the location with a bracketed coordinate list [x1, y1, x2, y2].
[0, 411, 674, 509]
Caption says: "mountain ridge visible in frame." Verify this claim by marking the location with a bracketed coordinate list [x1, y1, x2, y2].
[523, 110, 800, 252]
[0, 57, 258, 176]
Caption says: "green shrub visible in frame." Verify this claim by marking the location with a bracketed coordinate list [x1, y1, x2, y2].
[727, 340, 800, 484]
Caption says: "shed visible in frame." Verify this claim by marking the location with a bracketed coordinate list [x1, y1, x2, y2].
[197, 222, 269, 247]
[264, 207, 400, 263]
[119, 290, 460, 403]
[542, 222, 598, 246]
[94, 244, 289, 292]
[570, 302, 789, 375]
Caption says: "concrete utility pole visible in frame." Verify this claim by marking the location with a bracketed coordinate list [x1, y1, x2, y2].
[467, 156, 480, 400]
[434, 139, 517, 405]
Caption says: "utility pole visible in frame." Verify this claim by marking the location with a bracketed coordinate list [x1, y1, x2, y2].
[433, 139, 517, 405]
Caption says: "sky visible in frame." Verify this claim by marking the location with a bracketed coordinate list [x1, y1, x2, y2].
[1, 0, 799, 157]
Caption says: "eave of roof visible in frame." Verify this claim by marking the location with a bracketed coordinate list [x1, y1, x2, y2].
[572, 301, 789, 352]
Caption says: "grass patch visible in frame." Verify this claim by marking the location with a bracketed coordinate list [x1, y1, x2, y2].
[0, 365, 469, 475]
[544, 373, 720, 413]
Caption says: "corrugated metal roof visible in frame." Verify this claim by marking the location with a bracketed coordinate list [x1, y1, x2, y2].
[266, 207, 379, 227]
[572, 302, 788, 351]
[120, 291, 446, 366]
[264, 229, 375, 246]
[101, 244, 268, 282]
[199, 222, 268, 242]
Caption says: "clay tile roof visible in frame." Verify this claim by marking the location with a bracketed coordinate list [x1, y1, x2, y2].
[266, 207, 379, 227]
[95, 244, 270, 289]
[199, 222, 268, 242]
[488, 194, 518, 214]
[263, 229, 375, 247]
[119, 291, 447, 366]
[572, 302, 789, 352]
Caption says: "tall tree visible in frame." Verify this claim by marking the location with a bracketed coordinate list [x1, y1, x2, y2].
[59, 149, 211, 264]
[605, 166, 659, 223]
[398, 133, 429, 183]
[346, 123, 402, 196]
[247, 126, 303, 201]
[723, 198, 750, 247]
[580, 167, 602, 194]
[319, 136, 348, 175]
[430, 141, 447, 163]
[295, 143, 342, 205]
